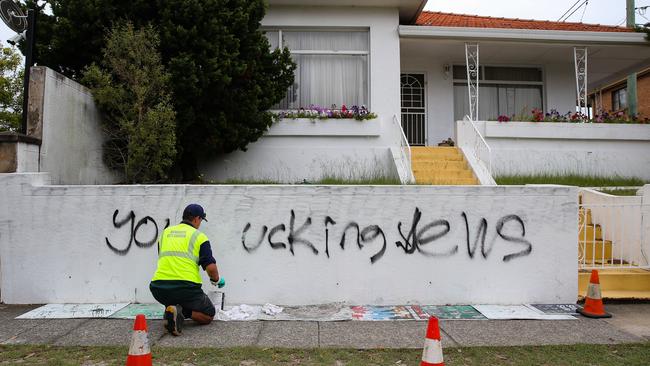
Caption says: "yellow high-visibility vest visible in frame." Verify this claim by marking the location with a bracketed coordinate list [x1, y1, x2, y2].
[151, 223, 208, 284]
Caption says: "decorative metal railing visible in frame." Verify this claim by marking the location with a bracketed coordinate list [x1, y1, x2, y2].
[579, 189, 648, 270]
[393, 114, 415, 184]
[462, 115, 492, 177]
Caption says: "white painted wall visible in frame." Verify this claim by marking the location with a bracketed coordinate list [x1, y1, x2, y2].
[544, 63, 576, 115]
[15, 141, 40, 173]
[199, 119, 399, 182]
[0, 173, 578, 305]
[469, 121, 650, 180]
[39, 68, 120, 184]
[201, 6, 403, 183]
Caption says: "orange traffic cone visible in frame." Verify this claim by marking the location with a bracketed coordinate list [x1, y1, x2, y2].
[578, 269, 612, 318]
[421, 316, 444, 366]
[126, 314, 152, 366]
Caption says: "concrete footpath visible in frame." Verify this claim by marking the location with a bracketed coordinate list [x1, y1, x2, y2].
[0, 304, 648, 349]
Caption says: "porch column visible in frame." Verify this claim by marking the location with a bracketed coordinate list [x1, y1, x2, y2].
[574, 46, 588, 121]
[465, 43, 479, 121]
[627, 0, 638, 116]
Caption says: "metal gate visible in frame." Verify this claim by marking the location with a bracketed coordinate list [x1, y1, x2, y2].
[400, 73, 426, 146]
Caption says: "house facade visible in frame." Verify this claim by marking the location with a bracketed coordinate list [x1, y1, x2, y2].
[197, 0, 650, 184]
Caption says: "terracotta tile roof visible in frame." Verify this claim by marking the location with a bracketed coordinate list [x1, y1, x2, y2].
[416, 11, 634, 33]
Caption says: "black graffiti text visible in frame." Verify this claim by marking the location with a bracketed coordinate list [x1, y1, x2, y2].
[105, 210, 170, 256]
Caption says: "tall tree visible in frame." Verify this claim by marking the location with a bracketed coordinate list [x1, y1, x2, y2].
[29, 0, 295, 180]
[0, 42, 23, 133]
[82, 23, 176, 183]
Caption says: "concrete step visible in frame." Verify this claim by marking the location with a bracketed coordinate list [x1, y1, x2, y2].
[412, 161, 469, 171]
[411, 147, 478, 186]
[579, 240, 613, 261]
[578, 269, 650, 300]
[416, 177, 479, 185]
[411, 148, 464, 159]
[412, 170, 476, 179]
[412, 156, 465, 163]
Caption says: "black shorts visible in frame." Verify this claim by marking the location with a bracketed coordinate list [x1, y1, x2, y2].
[150, 280, 216, 318]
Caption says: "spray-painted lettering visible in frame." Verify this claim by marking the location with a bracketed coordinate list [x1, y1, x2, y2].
[105, 210, 170, 256]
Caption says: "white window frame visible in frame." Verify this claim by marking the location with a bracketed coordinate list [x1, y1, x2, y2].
[263, 28, 371, 111]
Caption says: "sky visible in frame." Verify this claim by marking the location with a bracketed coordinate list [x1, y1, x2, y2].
[424, 0, 650, 27]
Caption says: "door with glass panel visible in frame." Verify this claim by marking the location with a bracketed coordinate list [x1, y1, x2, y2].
[400, 73, 426, 146]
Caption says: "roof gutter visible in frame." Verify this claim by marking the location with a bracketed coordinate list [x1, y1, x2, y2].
[399, 25, 650, 45]
[405, 1, 428, 25]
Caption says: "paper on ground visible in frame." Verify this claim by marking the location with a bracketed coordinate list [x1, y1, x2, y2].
[261, 303, 283, 316]
[110, 303, 165, 319]
[259, 303, 352, 321]
[351, 306, 415, 321]
[473, 305, 576, 320]
[216, 304, 261, 321]
[16, 303, 129, 319]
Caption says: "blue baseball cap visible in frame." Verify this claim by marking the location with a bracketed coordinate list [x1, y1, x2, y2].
[183, 203, 208, 222]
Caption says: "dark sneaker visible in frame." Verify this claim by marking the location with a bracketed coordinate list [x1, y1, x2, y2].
[164, 305, 184, 336]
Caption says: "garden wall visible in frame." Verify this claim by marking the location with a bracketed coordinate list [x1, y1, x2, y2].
[471, 121, 650, 180]
[0, 173, 578, 305]
[199, 119, 399, 183]
[26, 67, 120, 184]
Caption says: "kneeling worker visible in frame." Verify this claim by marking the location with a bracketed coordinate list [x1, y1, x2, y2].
[150, 203, 225, 336]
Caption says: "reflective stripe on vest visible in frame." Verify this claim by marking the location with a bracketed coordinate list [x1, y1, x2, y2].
[151, 224, 206, 284]
[159, 229, 201, 263]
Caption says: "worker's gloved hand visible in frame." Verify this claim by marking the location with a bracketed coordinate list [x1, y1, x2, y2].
[211, 277, 226, 288]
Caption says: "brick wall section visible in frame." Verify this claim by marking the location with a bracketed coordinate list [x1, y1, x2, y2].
[590, 71, 650, 119]
[636, 73, 650, 118]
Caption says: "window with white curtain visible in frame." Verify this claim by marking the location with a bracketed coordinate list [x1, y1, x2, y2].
[265, 30, 369, 109]
[453, 65, 543, 121]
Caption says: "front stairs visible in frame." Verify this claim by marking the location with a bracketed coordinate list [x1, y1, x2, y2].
[578, 205, 650, 300]
[411, 147, 479, 185]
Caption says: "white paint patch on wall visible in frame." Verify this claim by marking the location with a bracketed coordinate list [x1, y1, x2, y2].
[0, 173, 578, 305]
[473, 121, 650, 180]
[39, 68, 120, 184]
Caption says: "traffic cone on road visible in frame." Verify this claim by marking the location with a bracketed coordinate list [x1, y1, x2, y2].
[421, 316, 444, 366]
[578, 269, 612, 318]
[126, 314, 152, 366]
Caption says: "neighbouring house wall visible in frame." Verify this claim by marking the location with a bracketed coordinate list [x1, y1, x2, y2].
[200, 6, 403, 183]
[636, 73, 650, 118]
[28, 67, 120, 184]
[590, 71, 650, 118]
[470, 121, 650, 180]
[401, 56, 578, 145]
[0, 173, 578, 305]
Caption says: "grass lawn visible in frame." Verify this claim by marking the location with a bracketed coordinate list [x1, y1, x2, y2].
[1, 343, 649, 365]
[495, 174, 646, 188]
